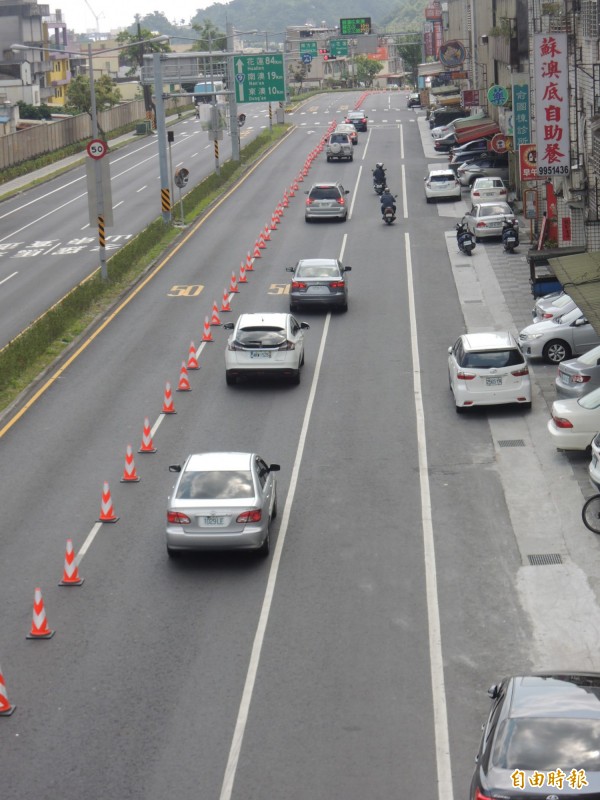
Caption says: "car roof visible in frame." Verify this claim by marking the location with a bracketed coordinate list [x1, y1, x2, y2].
[473, 177, 504, 186]
[474, 202, 512, 211]
[296, 258, 339, 267]
[429, 169, 456, 177]
[461, 331, 517, 351]
[236, 312, 290, 328]
[309, 182, 344, 189]
[508, 674, 600, 719]
[185, 452, 254, 471]
[347, 110, 365, 116]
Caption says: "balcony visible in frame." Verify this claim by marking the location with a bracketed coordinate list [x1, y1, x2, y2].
[490, 33, 520, 69]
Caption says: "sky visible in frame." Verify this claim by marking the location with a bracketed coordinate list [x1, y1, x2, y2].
[55, 1, 211, 35]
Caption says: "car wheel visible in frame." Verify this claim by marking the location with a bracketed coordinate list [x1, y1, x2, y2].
[291, 369, 301, 385]
[455, 404, 465, 414]
[271, 495, 278, 520]
[349, 155, 353, 161]
[426, 197, 431, 203]
[166, 545, 180, 558]
[300, 350, 305, 366]
[326, 155, 331, 162]
[340, 302, 348, 313]
[290, 302, 298, 313]
[305, 217, 311, 223]
[226, 372, 236, 386]
[543, 340, 571, 363]
[521, 401, 532, 410]
[257, 525, 270, 557]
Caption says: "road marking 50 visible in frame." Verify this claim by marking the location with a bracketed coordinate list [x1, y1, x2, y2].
[268, 283, 290, 295]
[168, 284, 204, 297]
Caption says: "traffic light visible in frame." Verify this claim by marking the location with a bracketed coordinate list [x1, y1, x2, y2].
[318, 48, 328, 55]
[323, 54, 336, 60]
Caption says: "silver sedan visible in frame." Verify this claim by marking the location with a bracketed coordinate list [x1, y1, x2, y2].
[462, 202, 518, 240]
[166, 452, 280, 557]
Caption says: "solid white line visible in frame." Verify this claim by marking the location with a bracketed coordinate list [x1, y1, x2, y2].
[113, 201, 124, 210]
[402, 164, 408, 219]
[136, 186, 147, 193]
[219, 313, 332, 800]
[0, 271, 18, 285]
[349, 166, 362, 219]
[404, 232, 454, 800]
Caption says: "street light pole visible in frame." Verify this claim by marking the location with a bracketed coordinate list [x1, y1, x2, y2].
[87, 40, 108, 279]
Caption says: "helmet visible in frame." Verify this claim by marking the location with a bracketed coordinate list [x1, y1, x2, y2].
[376, 162, 383, 168]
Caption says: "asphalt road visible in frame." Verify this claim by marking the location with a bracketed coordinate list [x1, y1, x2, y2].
[1, 90, 597, 800]
[0, 104, 272, 347]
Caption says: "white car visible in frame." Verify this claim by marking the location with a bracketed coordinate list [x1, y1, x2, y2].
[518, 307, 600, 363]
[223, 312, 309, 385]
[532, 291, 576, 322]
[548, 387, 600, 450]
[589, 432, 600, 487]
[431, 123, 456, 140]
[470, 177, 508, 205]
[448, 331, 531, 413]
[424, 169, 462, 202]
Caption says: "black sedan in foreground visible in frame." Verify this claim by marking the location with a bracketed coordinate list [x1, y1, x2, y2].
[471, 673, 600, 800]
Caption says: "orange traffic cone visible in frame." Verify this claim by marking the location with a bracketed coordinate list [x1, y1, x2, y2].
[253, 241, 262, 258]
[263, 224, 271, 241]
[292, 178, 299, 192]
[27, 588, 55, 639]
[282, 191, 289, 208]
[98, 481, 119, 522]
[120, 444, 140, 482]
[210, 302, 221, 326]
[59, 539, 84, 586]
[270, 213, 278, 230]
[221, 289, 231, 312]
[239, 263, 247, 284]
[297, 170, 304, 183]
[162, 381, 177, 413]
[288, 184, 295, 198]
[138, 417, 157, 454]
[201, 317, 213, 342]
[245, 252, 254, 272]
[0, 664, 15, 715]
[187, 341, 200, 369]
[177, 361, 191, 392]
[257, 231, 266, 249]
[229, 271, 239, 293]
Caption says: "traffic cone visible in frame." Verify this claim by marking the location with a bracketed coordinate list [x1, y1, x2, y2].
[245, 252, 254, 271]
[239, 263, 247, 284]
[120, 444, 141, 481]
[288, 184, 295, 198]
[221, 289, 231, 312]
[263, 224, 271, 241]
[201, 317, 213, 342]
[297, 171, 304, 182]
[229, 271, 239, 293]
[292, 178, 299, 192]
[177, 361, 191, 392]
[257, 231, 266, 249]
[187, 341, 200, 369]
[138, 417, 157, 454]
[162, 381, 177, 413]
[59, 539, 84, 586]
[27, 588, 55, 639]
[282, 191, 289, 208]
[98, 481, 119, 522]
[210, 302, 221, 325]
[270, 213, 278, 230]
[253, 241, 262, 258]
[0, 664, 15, 715]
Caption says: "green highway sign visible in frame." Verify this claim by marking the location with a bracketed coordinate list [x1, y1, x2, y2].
[299, 41, 318, 55]
[235, 54, 286, 103]
[340, 17, 372, 35]
[329, 38, 349, 57]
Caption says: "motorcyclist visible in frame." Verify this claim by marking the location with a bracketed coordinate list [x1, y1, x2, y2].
[380, 188, 396, 214]
[372, 162, 386, 183]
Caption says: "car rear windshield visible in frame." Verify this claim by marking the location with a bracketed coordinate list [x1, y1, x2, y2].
[310, 187, 342, 200]
[330, 134, 347, 143]
[491, 718, 600, 771]
[462, 349, 524, 368]
[297, 265, 339, 278]
[429, 174, 455, 182]
[176, 470, 254, 499]
[479, 204, 511, 217]
[236, 326, 286, 347]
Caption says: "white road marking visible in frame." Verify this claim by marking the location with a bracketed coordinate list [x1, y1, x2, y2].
[0, 271, 18, 285]
[137, 186, 147, 193]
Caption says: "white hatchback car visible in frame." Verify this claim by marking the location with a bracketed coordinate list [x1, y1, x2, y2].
[448, 331, 532, 413]
[223, 312, 309, 385]
[548, 387, 600, 451]
[424, 169, 462, 202]
[470, 177, 508, 205]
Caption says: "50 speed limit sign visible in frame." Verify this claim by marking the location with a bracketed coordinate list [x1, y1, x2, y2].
[87, 139, 108, 160]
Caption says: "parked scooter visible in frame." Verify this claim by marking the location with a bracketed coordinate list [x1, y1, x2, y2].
[381, 189, 397, 225]
[456, 220, 476, 256]
[502, 219, 519, 253]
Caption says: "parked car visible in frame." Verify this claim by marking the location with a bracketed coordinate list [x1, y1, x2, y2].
[431, 123, 458, 140]
[448, 145, 493, 175]
[448, 137, 490, 162]
[532, 291, 576, 322]
[548, 385, 600, 450]
[424, 169, 461, 202]
[462, 202, 518, 240]
[326, 132, 353, 162]
[519, 306, 600, 363]
[334, 123, 358, 145]
[433, 131, 457, 152]
[223, 312, 309, 385]
[555, 343, 600, 399]
[286, 257, 350, 312]
[166, 451, 280, 557]
[470, 177, 508, 205]
[407, 92, 421, 107]
[470, 673, 600, 800]
[589, 432, 600, 487]
[457, 154, 509, 186]
[428, 107, 467, 129]
[304, 182, 350, 222]
[448, 331, 531, 413]
[345, 109, 367, 131]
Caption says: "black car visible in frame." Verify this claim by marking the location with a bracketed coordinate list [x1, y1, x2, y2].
[286, 258, 350, 312]
[471, 673, 600, 800]
[449, 149, 504, 175]
[345, 110, 368, 131]
[407, 93, 421, 108]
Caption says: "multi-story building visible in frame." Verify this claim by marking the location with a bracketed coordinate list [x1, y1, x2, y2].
[0, 0, 52, 103]
[43, 10, 70, 106]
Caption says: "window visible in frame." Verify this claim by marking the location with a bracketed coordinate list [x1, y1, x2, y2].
[582, 0, 599, 38]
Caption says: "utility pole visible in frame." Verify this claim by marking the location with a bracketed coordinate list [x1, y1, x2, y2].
[136, 14, 153, 119]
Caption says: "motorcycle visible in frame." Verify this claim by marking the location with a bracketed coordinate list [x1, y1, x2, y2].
[372, 167, 387, 195]
[382, 206, 396, 225]
[502, 219, 519, 253]
[456, 221, 476, 256]
[373, 179, 386, 196]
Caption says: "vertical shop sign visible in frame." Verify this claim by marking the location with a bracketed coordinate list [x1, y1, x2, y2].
[533, 32, 570, 177]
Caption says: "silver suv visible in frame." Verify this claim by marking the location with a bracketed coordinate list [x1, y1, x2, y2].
[305, 182, 349, 222]
[326, 132, 353, 162]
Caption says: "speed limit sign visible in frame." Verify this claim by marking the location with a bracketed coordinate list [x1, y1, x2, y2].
[87, 139, 108, 160]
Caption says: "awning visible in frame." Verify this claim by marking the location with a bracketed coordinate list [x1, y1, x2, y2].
[547, 249, 600, 332]
[430, 84, 459, 95]
[417, 61, 445, 77]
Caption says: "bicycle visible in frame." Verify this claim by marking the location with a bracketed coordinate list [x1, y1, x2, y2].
[582, 494, 600, 533]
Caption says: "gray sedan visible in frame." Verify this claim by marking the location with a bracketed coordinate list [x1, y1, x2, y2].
[519, 306, 600, 363]
[462, 202, 518, 240]
[166, 452, 280, 557]
[556, 343, 600, 398]
[286, 258, 350, 312]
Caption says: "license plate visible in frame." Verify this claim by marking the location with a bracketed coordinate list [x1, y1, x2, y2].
[488, 221, 502, 227]
[486, 376, 502, 386]
[560, 373, 570, 385]
[250, 351, 271, 359]
[307, 286, 330, 295]
[202, 515, 226, 526]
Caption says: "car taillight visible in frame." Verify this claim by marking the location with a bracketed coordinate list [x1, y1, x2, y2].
[277, 340, 295, 350]
[572, 374, 591, 384]
[306, 198, 314, 206]
[553, 415, 573, 428]
[511, 366, 529, 377]
[473, 788, 494, 800]
[472, 190, 480, 197]
[292, 281, 307, 290]
[542, 312, 554, 318]
[329, 281, 345, 289]
[476, 221, 487, 228]
[457, 371, 476, 380]
[227, 341, 245, 351]
[499, 188, 507, 195]
[337, 197, 346, 206]
[237, 509, 262, 523]
[167, 511, 191, 524]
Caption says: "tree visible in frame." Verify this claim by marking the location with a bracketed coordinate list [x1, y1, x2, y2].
[65, 74, 122, 117]
[191, 20, 227, 51]
[115, 27, 171, 76]
[288, 62, 307, 90]
[396, 38, 422, 86]
[353, 56, 384, 87]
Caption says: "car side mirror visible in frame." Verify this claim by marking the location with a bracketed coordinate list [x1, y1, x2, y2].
[488, 684, 500, 699]
[169, 465, 182, 472]
[223, 322, 234, 330]
[343, 266, 351, 272]
[300, 322, 310, 330]
[304, 190, 309, 195]
[286, 267, 294, 272]
[344, 189, 350, 194]
[448, 346, 453, 354]
[269, 464, 281, 472]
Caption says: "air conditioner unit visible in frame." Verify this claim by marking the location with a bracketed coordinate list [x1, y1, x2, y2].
[570, 167, 587, 192]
